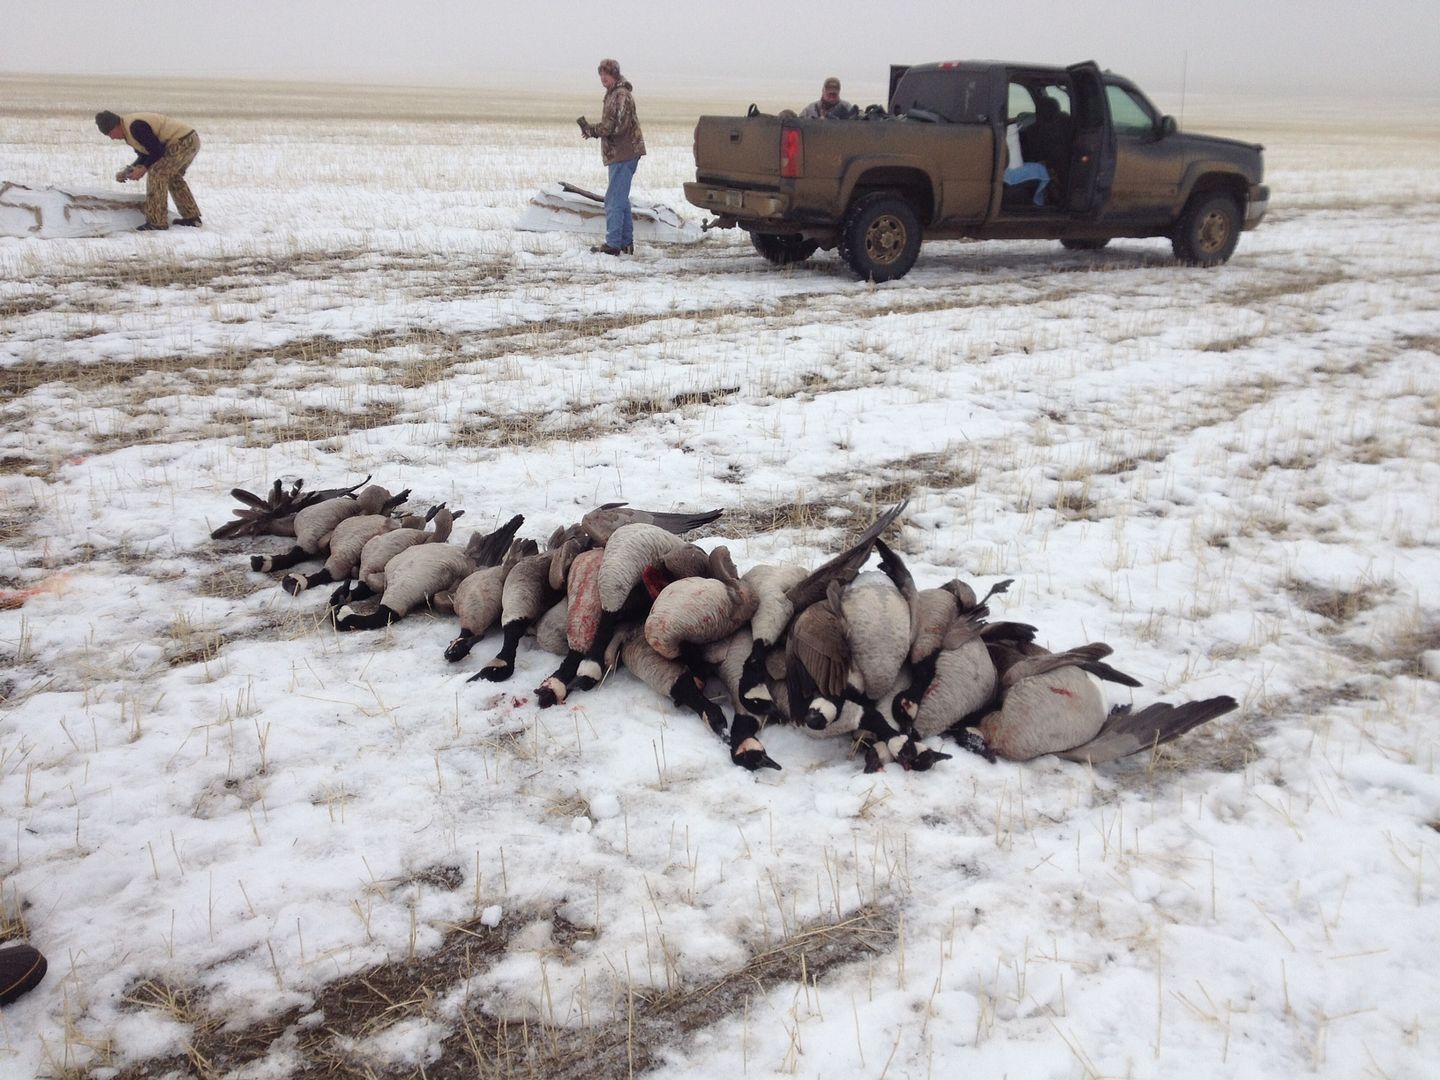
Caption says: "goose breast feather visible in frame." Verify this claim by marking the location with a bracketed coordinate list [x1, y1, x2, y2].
[981, 665, 1106, 760]
[380, 544, 473, 617]
[840, 572, 911, 697]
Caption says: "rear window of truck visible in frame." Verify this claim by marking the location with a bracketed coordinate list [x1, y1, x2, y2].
[890, 71, 989, 124]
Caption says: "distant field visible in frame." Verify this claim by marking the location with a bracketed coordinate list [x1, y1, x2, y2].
[2, 76, 1438, 1080]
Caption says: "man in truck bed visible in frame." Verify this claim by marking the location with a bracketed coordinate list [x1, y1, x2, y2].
[800, 77, 852, 120]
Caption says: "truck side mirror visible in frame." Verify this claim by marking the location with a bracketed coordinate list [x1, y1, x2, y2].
[1159, 115, 1178, 138]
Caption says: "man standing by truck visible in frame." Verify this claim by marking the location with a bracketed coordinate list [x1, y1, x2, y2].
[578, 59, 646, 256]
[95, 109, 201, 231]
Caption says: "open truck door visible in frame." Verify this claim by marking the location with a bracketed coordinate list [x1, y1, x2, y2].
[1065, 61, 1115, 215]
[887, 65, 911, 112]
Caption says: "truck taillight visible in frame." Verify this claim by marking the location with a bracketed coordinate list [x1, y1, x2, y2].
[780, 128, 802, 178]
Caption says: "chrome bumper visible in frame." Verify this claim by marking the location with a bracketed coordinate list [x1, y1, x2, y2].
[684, 182, 790, 220]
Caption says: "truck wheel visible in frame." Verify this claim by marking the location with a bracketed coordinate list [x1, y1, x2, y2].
[1061, 238, 1109, 251]
[751, 233, 821, 266]
[1171, 192, 1241, 266]
[840, 193, 921, 282]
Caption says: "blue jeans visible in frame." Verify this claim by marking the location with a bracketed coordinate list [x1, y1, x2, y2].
[1004, 162, 1050, 206]
[605, 157, 639, 248]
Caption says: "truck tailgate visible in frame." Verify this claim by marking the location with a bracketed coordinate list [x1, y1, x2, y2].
[694, 116, 783, 187]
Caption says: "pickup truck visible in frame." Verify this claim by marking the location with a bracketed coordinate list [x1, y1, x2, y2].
[684, 60, 1269, 281]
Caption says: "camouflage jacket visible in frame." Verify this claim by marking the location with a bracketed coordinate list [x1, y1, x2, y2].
[586, 80, 646, 165]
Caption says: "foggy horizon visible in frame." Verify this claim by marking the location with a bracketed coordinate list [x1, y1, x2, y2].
[5, 0, 1437, 103]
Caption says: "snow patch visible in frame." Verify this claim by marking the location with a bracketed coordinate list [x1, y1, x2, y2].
[1, 181, 146, 238]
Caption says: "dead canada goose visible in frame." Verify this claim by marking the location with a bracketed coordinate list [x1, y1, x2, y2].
[332, 514, 521, 632]
[976, 642, 1235, 763]
[784, 538, 915, 747]
[332, 545, 469, 632]
[280, 510, 426, 596]
[439, 535, 538, 663]
[899, 612, 994, 731]
[532, 504, 714, 706]
[569, 523, 712, 697]
[888, 619, 1039, 764]
[535, 546, 606, 706]
[579, 502, 723, 546]
[723, 562, 806, 714]
[644, 546, 758, 660]
[614, 623, 730, 742]
[739, 499, 908, 717]
[469, 526, 583, 682]
[883, 567, 1031, 739]
[701, 626, 782, 770]
[211, 475, 371, 541]
[335, 505, 462, 606]
[891, 578, 1014, 720]
[250, 484, 408, 572]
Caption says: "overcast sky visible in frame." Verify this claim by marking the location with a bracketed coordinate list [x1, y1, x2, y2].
[4, 0, 1434, 101]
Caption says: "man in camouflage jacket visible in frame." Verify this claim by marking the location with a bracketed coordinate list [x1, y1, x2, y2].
[579, 59, 646, 256]
[95, 110, 202, 231]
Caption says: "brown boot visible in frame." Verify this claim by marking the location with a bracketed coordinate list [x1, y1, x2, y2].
[590, 243, 623, 256]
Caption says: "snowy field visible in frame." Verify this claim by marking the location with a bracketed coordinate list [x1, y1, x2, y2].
[2, 75, 1439, 1078]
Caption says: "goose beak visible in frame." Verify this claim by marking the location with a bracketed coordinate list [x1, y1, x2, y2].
[733, 745, 782, 771]
[904, 747, 952, 771]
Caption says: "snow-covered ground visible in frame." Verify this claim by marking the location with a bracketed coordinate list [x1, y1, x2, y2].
[1, 78, 1438, 1079]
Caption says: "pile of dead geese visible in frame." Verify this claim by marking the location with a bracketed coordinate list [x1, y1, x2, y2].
[217, 477, 1238, 774]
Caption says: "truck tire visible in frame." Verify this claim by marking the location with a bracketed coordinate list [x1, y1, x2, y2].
[1061, 238, 1109, 251]
[839, 193, 922, 282]
[751, 232, 821, 266]
[1171, 192, 1241, 266]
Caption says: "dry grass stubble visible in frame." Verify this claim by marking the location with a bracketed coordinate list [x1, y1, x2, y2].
[109, 905, 896, 1079]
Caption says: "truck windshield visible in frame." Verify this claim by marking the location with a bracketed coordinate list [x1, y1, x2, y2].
[890, 71, 988, 123]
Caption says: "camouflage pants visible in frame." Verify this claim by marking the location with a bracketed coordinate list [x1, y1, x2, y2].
[144, 131, 201, 227]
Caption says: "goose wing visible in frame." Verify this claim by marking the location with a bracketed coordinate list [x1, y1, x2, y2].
[1003, 643, 1112, 686]
[582, 503, 723, 544]
[464, 514, 525, 569]
[781, 499, 908, 627]
[1053, 696, 1238, 764]
[786, 599, 850, 705]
